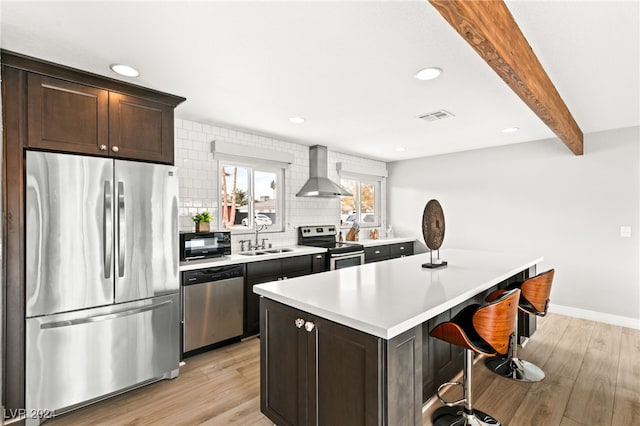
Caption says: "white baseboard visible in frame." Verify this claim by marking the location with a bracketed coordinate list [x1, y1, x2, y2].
[549, 303, 640, 330]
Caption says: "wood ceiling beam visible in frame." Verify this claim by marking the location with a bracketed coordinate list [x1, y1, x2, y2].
[429, 0, 584, 155]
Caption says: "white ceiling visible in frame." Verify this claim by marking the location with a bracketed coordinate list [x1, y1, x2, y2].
[1, 1, 638, 162]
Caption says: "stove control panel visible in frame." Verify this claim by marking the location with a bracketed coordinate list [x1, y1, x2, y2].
[299, 225, 337, 237]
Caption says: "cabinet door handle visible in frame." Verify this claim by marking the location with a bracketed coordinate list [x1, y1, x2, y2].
[315, 255, 323, 259]
[374, 250, 381, 254]
[400, 246, 405, 250]
[295, 318, 305, 329]
[304, 321, 315, 332]
[99, 144, 108, 151]
[112, 146, 120, 153]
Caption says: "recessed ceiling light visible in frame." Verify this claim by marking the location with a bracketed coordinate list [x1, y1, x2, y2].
[110, 64, 139, 77]
[414, 67, 442, 81]
[395, 147, 406, 152]
[289, 116, 305, 124]
[502, 127, 520, 133]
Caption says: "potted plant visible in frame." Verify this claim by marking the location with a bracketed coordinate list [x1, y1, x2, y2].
[193, 211, 212, 233]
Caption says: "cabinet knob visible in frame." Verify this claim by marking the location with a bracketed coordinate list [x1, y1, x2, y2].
[295, 318, 305, 329]
[400, 246, 405, 250]
[112, 146, 120, 153]
[315, 255, 323, 259]
[99, 144, 107, 151]
[374, 250, 381, 254]
[304, 321, 315, 332]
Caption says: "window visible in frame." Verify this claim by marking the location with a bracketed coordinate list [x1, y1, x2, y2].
[219, 161, 284, 232]
[340, 177, 381, 228]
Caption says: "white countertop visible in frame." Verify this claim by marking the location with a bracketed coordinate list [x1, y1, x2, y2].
[254, 248, 542, 339]
[179, 245, 327, 271]
[357, 237, 416, 248]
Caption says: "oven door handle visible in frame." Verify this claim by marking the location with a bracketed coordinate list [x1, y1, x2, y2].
[331, 250, 365, 258]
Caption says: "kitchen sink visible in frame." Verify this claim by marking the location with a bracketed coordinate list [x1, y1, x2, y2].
[238, 251, 267, 256]
[238, 248, 295, 256]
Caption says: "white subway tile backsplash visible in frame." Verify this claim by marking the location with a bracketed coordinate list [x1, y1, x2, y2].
[174, 119, 386, 244]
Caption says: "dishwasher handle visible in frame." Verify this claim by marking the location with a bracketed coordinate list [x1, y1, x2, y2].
[182, 264, 244, 285]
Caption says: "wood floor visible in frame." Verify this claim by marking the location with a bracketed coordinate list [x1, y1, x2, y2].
[47, 313, 639, 426]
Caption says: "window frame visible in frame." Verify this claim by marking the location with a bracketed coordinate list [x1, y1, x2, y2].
[339, 173, 383, 229]
[217, 158, 285, 233]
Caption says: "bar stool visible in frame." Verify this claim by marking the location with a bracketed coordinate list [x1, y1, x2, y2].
[484, 269, 555, 382]
[430, 288, 521, 426]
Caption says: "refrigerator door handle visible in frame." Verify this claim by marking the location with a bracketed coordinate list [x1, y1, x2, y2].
[117, 181, 125, 277]
[39, 300, 172, 330]
[103, 181, 113, 279]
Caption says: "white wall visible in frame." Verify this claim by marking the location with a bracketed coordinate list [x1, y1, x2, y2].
[0, 58, 4, 410]
[174, 118, 386, 249]
[387, 127, 640, 328]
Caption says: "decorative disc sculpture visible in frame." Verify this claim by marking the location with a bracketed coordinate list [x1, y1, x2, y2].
[422, 199, 448, 269]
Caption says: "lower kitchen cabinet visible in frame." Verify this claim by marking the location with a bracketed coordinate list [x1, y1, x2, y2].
[260, 298, 423, 426]
[245, 255, 317, 337]
[364, 245, 390, 263]
[364, 241, 414, 263]
[311, 253, 327, 273]
[389, 242, 414, 258]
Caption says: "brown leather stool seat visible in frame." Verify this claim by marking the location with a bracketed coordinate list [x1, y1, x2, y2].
[430, 288, 520, 426]
[484, 269, 555, 382]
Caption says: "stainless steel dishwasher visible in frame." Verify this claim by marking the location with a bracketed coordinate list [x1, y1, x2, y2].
[182, 264, 244, 355]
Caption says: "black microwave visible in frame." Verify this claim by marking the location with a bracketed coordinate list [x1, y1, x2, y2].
[180, 231, 231, 261]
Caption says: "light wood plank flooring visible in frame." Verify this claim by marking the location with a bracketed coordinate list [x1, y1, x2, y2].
[47, 313, 639, 425]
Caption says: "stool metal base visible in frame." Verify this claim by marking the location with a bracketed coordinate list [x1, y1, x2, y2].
[432, 406, 500, 426]
[484, 356, 545, 382]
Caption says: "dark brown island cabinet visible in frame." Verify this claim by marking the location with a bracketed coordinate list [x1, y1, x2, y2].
[260, 298, 423, 426]
[1, 49, 185, 415]
[259, 266, 535, 425]
[245, 254, 326, 337]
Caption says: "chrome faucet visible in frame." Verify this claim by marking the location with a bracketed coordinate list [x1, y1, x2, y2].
[254, 225, 265, 249]
[239, 225, 269, 251]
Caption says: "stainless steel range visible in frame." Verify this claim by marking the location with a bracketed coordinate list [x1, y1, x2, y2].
[298, 225, 365, 270]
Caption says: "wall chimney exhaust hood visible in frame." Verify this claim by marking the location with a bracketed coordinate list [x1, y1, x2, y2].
[296, 145, 352, 198]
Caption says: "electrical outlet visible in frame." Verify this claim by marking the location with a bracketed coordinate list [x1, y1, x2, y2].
[620, 226, 632, 238]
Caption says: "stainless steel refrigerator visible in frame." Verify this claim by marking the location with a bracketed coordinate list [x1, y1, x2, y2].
[25, 151, 179, 423]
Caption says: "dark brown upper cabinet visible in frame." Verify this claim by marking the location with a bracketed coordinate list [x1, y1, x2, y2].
[27, 74, 109, 156]
[6, 49, 185, 164]
[108, 92, 174, 163]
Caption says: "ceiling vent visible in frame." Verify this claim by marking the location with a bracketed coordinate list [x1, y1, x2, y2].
[418, 109, 455, 122]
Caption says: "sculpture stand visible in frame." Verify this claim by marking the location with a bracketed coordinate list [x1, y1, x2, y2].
[422, 249, 447, 269]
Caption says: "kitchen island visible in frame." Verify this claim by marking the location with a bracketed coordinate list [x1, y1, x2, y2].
[254, 248, 542, 426]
